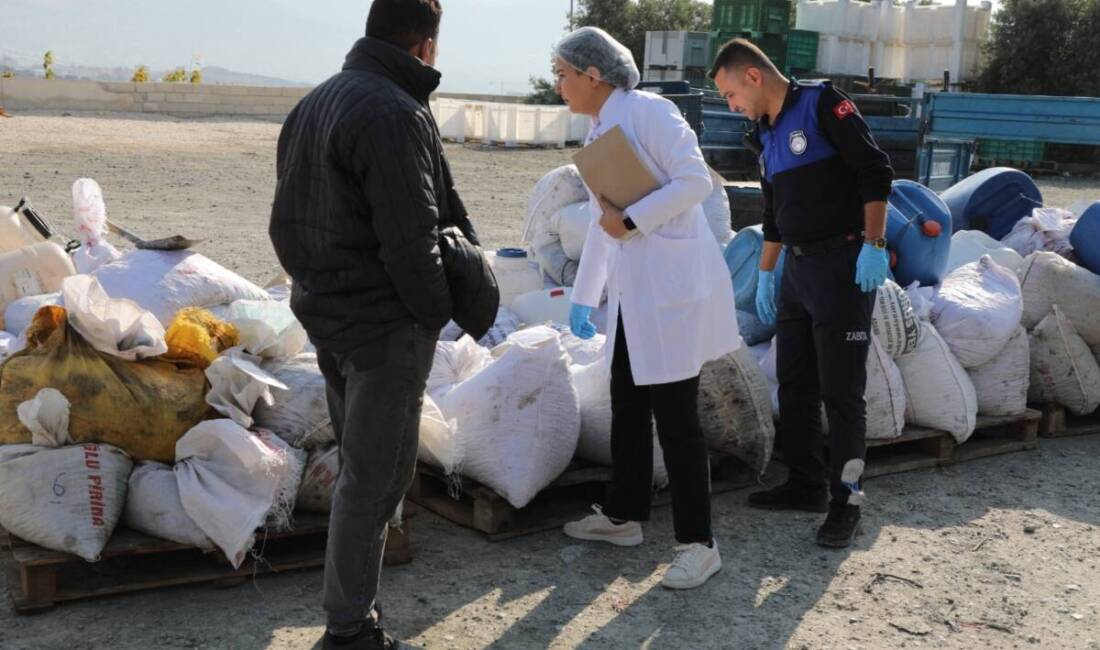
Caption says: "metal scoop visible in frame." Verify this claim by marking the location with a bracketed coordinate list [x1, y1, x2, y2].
[106, 219, 202, 251]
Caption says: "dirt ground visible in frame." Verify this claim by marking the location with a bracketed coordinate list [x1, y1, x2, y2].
[1, 112, 1099, 650]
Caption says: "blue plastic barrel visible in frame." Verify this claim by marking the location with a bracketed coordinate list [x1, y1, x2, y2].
[886, 180, 953, 287]
[939, 167, 1043, 239]
[1070, 202, 1100, 275]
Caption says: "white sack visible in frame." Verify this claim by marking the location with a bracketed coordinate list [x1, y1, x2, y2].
[571, 360, 669, 489]
[253, 428, 308, 531]
[904, 282, 936, 322]
[174, 420, 288, 568]
[1001, 207, 1077, 258]
[426, 336, 493, 403]
[70, 178, 122, 274]
[92, 249, 270, 327]
[1028, 305, 1100, 416]
[417, 395, 461, 475]
[435, 328, 580, 508]
[560, 331, 606, 366]
[863, 335, 907, 440]
[557, 201, 591, 261]
[0, 443, 131, 561]
[296, 444, 339, 513]
[521, 165, 588, 244]
[697, 345, 775, 474]
[931, 256, 1023, 368]
[896, 322, 978, 443]
[209, 300, 307, 359]
[872, 279, 921, 358]
[18, 387, 71, 447]
[0, 330, 24, 362]
[61, 274, 168, 361]
[205, 348, 288, 429]
[1018, 252, 1100, 347]
[123, 461, 213, 549]
[760, 340, 780, 417]
[253, 353, 334, 449]
[439, 306, 521, 348]
[968, 326, 1030, 417]
[4, 292, 60, 336]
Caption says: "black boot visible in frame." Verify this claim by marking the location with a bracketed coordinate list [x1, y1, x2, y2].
[816, 502, 861, 548]
[748, 479, 828, 513]
[323, 608, 419, 650]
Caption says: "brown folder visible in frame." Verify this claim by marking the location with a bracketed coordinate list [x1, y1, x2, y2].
[572, 126, 660, 211]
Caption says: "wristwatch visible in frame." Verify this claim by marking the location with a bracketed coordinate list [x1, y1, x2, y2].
[623, 216, 638, 231]
[865, 237, 887, 249]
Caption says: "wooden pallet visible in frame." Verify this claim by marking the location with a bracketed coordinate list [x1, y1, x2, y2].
[863, 427, 955, 479]
[857, 409, 1042, 479]
[407, 455, 757, 542]
[951, 409, 1041, 463]
[4, 513, 411, 614]
[1036, 404, 1100, 439]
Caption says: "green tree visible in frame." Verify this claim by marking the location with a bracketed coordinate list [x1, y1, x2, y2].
[978, 0, 1085, 96]
[43, 50, 55, 80]
[190, 68, 203, 85]
[574, 0, 711, 70]
[525, 76, 565, 104]
[132, 65, 150, 83]
[162, 67, 188, 83]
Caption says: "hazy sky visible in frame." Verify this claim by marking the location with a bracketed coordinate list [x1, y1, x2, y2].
[3, 0, 587, 93]
[5, 0, 998, 93]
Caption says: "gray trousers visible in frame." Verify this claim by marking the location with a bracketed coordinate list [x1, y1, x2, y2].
[315, 324, 436, 636]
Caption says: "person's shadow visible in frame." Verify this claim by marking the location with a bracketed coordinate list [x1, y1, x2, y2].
[374, 434, 1099, 649]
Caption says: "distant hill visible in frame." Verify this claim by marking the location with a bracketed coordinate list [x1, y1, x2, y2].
[0, 55, 308, 87]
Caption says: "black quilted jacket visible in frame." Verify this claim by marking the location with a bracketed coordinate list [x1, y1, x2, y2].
[270, 37, 496, 351]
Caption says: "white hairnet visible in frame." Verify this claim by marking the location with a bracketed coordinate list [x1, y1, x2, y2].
[553, 27, 640, 90]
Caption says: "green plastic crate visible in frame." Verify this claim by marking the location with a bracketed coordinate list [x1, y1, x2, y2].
[713, 0, 791, 36]
[786, 29, 818, 73]
[711, 30, 788, 71]
[978, 139, 1046, 164]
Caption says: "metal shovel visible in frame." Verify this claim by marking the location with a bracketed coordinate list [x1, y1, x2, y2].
[106, 219, 202, 251]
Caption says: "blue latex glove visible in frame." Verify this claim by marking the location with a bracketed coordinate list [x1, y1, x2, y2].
[569, 303, 597, 340]
[855, 243, 889, 293]
[755, 270, 777, 326]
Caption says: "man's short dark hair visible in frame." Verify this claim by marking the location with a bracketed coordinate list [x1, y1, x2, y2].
[366, 0, 443, 50]
[708, 38, 779, 79]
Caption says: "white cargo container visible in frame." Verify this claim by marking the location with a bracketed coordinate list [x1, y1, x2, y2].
[644, 31, 712, 72]
[430, 98, 591, 147]
[797, 0, 991, 82]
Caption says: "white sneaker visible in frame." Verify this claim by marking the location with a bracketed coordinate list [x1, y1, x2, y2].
[661, 540, 722, 590]
[562, 505, 644, 547]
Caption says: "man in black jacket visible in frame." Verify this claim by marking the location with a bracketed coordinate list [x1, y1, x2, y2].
[270, 1, 493, 648]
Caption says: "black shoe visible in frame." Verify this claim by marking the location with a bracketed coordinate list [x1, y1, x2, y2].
[747, 480, 828, 513]
[816, 503, 861, 548]
[323, 609, 417, 650]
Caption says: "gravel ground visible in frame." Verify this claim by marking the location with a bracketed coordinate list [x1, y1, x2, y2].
[0, 111, 1098, 650]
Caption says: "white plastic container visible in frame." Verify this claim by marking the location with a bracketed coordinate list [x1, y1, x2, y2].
[0, 242, 77, 329]
[511, 287, 574, 327]
[487, 248, 544, 309]
[0, 205, 48, 255]
[945, 229, 1024, 274]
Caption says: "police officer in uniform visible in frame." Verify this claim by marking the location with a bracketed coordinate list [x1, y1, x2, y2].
[709, 39, 893, 548]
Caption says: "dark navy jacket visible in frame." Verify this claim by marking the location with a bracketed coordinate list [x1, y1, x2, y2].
[748, 80, 894, 245]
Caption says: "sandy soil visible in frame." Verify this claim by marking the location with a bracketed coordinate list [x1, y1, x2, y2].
[0, 111, 1098, 650]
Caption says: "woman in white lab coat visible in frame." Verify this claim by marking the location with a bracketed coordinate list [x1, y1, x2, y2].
[556, 27, 740, 590]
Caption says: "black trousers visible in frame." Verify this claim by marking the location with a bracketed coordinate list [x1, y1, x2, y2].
[776, 241, 875, 503]
[603, 315, 713, 544]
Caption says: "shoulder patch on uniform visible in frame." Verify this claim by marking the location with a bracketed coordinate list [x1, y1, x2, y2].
[789, 130, 808, 155]
[833, 99, 857, 120]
